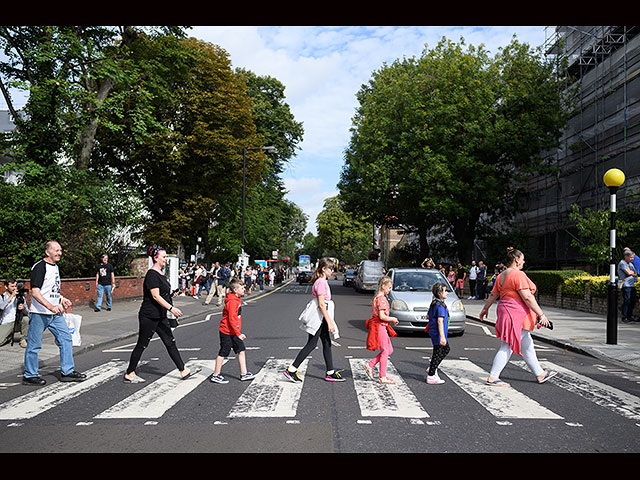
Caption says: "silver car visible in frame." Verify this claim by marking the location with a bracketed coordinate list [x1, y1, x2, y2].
[386, 268, 466, 336]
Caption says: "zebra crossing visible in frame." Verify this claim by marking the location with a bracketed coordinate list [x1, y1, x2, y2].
[0, 356, 639, 426]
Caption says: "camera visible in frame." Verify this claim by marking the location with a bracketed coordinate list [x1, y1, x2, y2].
[15, 281, 28, 306]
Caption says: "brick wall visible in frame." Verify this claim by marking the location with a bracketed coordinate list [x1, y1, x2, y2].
[1, 276, 144, 308]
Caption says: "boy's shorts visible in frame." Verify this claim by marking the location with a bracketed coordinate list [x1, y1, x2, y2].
[218, 331, 246, 357]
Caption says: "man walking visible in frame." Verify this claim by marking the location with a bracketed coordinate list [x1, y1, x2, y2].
[619, 249, 639, 323]
[23, 241, 87, 386]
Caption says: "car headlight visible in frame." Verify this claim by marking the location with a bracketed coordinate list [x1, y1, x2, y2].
[450, 300, 464, 312]
[391, 299, 409, 311]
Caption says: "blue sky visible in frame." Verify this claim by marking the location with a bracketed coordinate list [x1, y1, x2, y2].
[188, 26, 551, 234]
[1, 26, 552, 234]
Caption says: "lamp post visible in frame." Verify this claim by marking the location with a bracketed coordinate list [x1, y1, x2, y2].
[240, 146, 276, 268]
[603, 168, 625, 345]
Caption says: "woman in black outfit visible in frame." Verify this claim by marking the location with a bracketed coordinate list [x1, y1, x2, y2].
[124, 245, 200, 383]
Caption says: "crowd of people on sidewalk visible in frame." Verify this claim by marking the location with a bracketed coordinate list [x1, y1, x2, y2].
[177, 262, 289, 301]
[422, 257, 506, 301]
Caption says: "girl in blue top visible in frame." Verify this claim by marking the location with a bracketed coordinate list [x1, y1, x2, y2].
[426, 282, 450, 384]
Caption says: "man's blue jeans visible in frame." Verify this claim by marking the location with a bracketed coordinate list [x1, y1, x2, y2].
[96, 284, 112, 311]
[24, 312, 75, 378]
[621, 286, 637, 321]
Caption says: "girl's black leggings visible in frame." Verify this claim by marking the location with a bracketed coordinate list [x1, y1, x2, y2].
[428, 343, 450, 376]
[292, 319, 334, 372]
[127, 313, 185, 375]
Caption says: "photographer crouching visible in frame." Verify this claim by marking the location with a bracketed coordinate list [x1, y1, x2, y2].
[0, 278, 29, 348]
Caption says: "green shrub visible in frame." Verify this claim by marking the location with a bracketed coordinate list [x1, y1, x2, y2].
[526, 270, 586, 295]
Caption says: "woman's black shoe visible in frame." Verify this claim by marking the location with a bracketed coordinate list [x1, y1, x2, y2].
[22, 376, 46, 386]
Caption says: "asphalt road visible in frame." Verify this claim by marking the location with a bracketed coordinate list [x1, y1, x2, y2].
[1, 279, 639, 453]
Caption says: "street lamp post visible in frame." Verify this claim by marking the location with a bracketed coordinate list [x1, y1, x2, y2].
[240, 146, 276, 268]
[603, 168, 625, 345]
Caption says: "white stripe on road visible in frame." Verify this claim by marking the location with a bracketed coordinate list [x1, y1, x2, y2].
[228, 358, 308, 418]
[441, 359, 563, 419]
[349, 358, 429, 418]
[0, 361, 131, 420]
[512, 360, 640, 421]
[94, 360, 215, 419]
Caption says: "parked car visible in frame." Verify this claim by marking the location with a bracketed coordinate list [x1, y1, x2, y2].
[297, 269, 313, 284]
[354, 260, 385, 292]
[342, 269, 355, 286]
[385, 268, 465, 336]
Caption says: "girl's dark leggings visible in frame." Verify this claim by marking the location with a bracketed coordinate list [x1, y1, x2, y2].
[127, 313, 185, 375]
[293, 319, 333, 371]
[428, 343, 450, 376]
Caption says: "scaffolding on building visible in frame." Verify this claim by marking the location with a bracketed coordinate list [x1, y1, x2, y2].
[516, 26, 640, 269]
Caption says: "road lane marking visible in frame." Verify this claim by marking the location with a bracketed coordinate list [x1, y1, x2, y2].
[349, 358, 429, 418]
[0, 361, 131, 420]
[441, 359, 563, 419]
[228, 358, 308, 418]
[94, 360, 214, 419]
[512, 360, 640, 421]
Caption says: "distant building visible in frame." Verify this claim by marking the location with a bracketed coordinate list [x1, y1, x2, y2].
[0, 109, 22, 184]
[515, 26, 640, 269]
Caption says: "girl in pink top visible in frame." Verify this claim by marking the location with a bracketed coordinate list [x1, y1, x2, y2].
[284, 258, 345, 382]
[479, 248, 557, 386]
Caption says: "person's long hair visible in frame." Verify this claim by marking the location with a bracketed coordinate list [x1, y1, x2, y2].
[311, 257, 335, 283]
[430, 282, 448, 310]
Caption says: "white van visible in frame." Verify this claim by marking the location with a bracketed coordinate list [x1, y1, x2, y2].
[354, 260, 385, 292]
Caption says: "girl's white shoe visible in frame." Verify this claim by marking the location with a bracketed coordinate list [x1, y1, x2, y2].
[426, 375, 445, 385]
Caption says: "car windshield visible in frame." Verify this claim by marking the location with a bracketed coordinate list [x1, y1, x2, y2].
[392, 271, 451, 292]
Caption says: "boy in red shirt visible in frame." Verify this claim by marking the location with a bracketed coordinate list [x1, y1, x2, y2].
[210, 278, 256, 384]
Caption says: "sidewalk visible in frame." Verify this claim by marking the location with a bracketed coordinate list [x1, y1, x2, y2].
[464, 299, 640, 372]
[0, 280, 292, 378]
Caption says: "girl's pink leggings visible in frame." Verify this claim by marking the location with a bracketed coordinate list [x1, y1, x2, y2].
[368, 324, 393, 377]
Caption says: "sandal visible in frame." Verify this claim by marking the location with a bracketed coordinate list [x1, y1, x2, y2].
[537, 370, 557, 384]
[486, 378, 509, 387]
[363, 363, 374, 380]
[378, 376, 396, 384]
[180, 366, 202, 380]
[123, 374, 145, 384]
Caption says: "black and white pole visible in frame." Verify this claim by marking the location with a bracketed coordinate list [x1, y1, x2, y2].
[603, 168, 625, 345]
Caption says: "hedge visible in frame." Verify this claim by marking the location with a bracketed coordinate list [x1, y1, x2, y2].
[525, 270, 585, 296]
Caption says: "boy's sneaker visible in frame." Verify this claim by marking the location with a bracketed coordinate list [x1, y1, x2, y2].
[240, 372, 256, 381]
[210, 374, 229, 384]
[283, 369, 302, 383]
[325, 370, 346, 382]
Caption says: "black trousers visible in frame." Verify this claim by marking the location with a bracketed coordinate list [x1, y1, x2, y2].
[292, 319, 334, 372]
[428, 343, 450, 376]
[127, 313, 185, 375]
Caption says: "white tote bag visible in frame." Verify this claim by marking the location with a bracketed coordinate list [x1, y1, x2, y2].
[63, 309, 82, 346]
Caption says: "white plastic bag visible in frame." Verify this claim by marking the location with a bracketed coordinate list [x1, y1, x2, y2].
[63, 309, 82, 346]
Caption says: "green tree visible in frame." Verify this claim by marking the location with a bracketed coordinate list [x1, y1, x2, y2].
[316, 195, 372, 265]
[339, 37, 568, 264]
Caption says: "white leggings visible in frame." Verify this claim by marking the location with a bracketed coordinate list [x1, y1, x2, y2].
[489, 330, 544, 379]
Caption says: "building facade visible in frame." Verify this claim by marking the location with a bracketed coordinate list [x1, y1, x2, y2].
[516, 26, 640, 269]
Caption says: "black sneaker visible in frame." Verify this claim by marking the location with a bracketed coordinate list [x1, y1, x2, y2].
[22, 376, 46, 386]
[283, 369, 302, 383]
[60, 370, 87, 382]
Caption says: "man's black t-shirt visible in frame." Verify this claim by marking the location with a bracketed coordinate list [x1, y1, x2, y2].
[140, 269, 171, 319]
[97, 263, 114, 286]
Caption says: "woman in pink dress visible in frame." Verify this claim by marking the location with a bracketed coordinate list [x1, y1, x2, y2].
[479, 248, 557, 386]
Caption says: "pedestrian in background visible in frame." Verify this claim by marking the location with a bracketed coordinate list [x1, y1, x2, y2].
[0, 278, 29, 347]
[284, 257, 345, 382]
[426, 282, 450, 384]
[618, 249, 638, 323]
[455, 263, 466, 297]
[23, 241, 86, 386]
[209, 278, 256, 384]
[364, 276, 398, 384]
[468, 260, 478, 299]
[479, 247, 557, 386]
[94, 254, 115, 312]
[124, 245, 200, 383]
